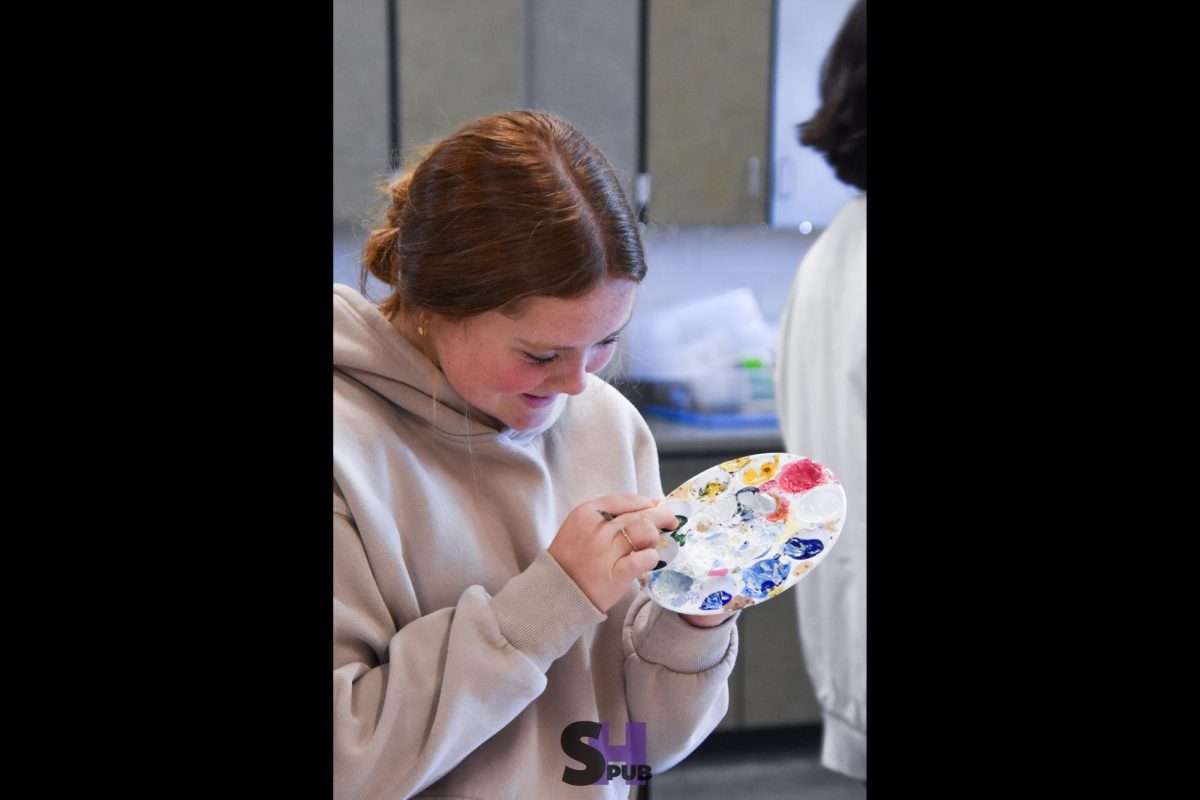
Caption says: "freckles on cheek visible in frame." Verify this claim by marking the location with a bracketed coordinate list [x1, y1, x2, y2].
[486, 361, 540, 395]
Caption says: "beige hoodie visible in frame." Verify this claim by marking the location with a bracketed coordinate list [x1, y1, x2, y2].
[333, 285, 739, 799]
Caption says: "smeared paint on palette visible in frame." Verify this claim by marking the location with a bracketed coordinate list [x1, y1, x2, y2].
[643, 453, 846, 615]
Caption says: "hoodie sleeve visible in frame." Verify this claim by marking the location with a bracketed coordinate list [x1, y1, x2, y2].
[618, 403, 740, 772]
[623, 594, 739, 771]
[333, 487, 605, 800]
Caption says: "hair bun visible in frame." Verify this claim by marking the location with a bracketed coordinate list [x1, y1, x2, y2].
[361, 173, 413, 286]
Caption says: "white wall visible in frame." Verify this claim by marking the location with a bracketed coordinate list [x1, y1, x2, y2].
[639, 224, 814, 329]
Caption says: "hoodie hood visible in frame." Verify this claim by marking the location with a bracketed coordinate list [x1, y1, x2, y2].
[333, 284, 565, 444]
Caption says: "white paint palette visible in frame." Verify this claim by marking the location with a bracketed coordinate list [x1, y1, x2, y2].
[643, 453, 846, 615]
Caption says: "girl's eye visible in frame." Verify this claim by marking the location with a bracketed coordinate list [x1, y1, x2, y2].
[524, 336, 619, 366]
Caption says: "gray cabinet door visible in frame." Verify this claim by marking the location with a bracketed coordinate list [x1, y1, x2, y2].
[398, 0, 525, 162]
[646, 0, 772, 224]
[334, 0, 391, 228]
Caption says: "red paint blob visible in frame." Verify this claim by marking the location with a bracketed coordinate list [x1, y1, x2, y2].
[765, 495, 790, 523]
[778, 459, 826, 494]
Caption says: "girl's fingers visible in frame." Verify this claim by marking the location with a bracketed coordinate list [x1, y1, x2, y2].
[620, 515, 663, 550]
[615, 546, 661, 581]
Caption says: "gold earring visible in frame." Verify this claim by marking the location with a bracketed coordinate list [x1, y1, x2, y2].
[417, 318, 429, 336]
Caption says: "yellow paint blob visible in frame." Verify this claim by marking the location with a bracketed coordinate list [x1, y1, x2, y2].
[742, 456, 781, 486]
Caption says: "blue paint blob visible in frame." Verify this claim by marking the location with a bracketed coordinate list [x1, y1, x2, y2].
[651, 570, 695, 606]
[783, 537, 825, 560]
[700, 591, 733, 610]
[734, 487, 759, 521]
[743, 558, 791, 599]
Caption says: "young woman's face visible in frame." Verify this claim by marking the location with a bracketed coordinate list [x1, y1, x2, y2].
[430, 278, 638, 431]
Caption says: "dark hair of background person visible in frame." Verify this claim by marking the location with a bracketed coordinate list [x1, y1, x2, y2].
[798, 0, 866, 192]
[361, 110, 647, 322]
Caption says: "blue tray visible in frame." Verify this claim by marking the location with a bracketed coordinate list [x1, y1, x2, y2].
[642, 405, 779, 428]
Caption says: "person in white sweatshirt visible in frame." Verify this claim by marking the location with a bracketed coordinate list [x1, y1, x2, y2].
[775, 0, 867, 783]
[334, 110, 739, 799]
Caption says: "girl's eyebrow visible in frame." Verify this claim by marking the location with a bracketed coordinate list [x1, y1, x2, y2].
[516, 315, 632, 352]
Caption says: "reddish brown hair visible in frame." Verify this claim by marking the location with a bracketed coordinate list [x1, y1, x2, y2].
[361, 110, 646, 321]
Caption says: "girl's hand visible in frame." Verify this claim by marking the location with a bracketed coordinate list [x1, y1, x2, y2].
[548, 493, 678, 613]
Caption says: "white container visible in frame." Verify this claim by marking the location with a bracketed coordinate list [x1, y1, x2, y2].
[624, 288, 775, 383]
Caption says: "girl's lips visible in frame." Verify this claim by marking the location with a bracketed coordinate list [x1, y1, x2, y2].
[521, 393, 557, 409]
